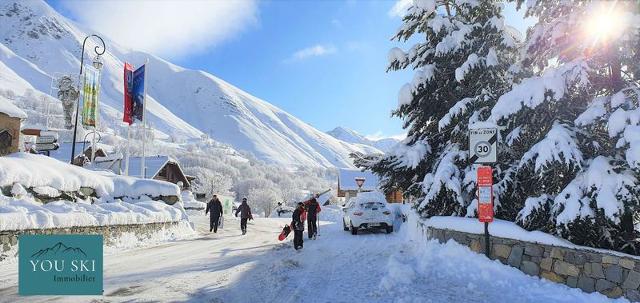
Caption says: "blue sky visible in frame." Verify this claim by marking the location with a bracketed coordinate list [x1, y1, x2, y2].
[48, 0, 530, 140]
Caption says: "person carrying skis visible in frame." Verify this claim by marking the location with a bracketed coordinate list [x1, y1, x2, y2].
[292, 202, 306, 250]
[205, 195, 224, 233]
[304, 197, 321, 239]
[235, 197, 253, 235]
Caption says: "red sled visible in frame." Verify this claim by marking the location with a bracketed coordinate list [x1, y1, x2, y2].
[278, 224, 292, 241]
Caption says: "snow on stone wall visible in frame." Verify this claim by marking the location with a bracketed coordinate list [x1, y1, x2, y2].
[411, 216, 640, 301]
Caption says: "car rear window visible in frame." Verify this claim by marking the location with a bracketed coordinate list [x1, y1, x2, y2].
[360, 202, 384, 209]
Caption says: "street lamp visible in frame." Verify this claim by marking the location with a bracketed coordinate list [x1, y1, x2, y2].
[355, 177, 365, 194]
[70, 34, 105, 164]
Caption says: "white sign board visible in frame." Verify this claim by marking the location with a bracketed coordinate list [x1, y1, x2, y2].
[469, 128, 497, 164]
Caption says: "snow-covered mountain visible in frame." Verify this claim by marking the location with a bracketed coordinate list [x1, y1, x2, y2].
[0, 1, 380, 168]
[327, 127, 400, 153]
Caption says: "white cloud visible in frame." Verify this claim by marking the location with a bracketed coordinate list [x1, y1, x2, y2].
[59, 0, 258, 58]
[285, 44, 337, 62]
[388, 0, 412, 17]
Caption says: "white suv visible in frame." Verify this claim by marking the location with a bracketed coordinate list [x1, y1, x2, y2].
[342, 191, 393, 235]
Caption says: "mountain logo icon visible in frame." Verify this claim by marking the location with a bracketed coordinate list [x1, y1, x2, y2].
[30, 242, 88, 258]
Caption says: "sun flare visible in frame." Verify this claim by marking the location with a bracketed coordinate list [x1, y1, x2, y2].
[583, 4, 628, 44]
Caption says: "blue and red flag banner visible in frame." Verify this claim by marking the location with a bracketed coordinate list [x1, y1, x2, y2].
[123, 62, 134, 125]
[131, 65, 145, 122]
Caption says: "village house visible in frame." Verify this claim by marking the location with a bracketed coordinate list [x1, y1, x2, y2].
[337, 168, 403, 203]
[127, 155, 191, 190]
[0, 96, 27, 156]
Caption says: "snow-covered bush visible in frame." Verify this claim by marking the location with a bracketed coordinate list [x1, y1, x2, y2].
[489, 1, 640, 254]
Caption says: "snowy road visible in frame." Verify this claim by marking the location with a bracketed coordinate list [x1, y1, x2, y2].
[0, 207, 627, 303]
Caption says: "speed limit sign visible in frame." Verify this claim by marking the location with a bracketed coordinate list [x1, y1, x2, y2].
[469, 128, 497, 164]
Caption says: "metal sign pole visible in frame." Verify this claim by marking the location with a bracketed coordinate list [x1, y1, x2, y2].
[141, 58, 149, 179]
[484, 221, 490, 257]
[124, 125, 130, 176]
[470, 128, 497, 259]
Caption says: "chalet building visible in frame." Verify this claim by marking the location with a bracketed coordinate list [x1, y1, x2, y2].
[0, 96, 27, 156]
[337, 168, 403, 203]
[49, 142, 116, 166]
[127, 156, 191, 190]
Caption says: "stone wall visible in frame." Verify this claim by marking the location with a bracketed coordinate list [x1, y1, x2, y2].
[417, 221, 640, 301]
[0, 221, 182, 258]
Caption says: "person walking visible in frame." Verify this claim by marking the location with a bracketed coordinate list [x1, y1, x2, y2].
[205, 195, 224, 233]
[305, 198, 321, 239]
[235, 198, 253, 235]
[292, 202, 306, 250]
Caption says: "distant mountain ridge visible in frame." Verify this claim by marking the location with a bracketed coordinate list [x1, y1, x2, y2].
[327, 127, 400, 153]
[0, 1, 380, 168]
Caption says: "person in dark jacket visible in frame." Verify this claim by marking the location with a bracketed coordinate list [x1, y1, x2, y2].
[205, 195, 224, 233]
[292, 202, 306, 250]
[304, 198, 321, 239]
[234, 198, 253, 235]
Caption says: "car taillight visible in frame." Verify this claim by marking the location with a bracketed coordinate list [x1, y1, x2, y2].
[383, 211, 391, 215]
[353, 212, 363, 216]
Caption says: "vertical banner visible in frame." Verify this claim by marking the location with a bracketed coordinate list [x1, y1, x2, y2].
[132, 65, 145, 122]
[123, 62, 134, 125]
[81, 66, 100, 127]
[477, 166, 494, 223]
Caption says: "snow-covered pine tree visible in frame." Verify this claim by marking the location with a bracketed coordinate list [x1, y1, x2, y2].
[491, 1, 640, 253]
[354, 0, 518, 217]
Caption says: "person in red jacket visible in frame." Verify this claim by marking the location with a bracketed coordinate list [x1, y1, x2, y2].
[304, 197, 321, 239]
[292, 202, 306, 250]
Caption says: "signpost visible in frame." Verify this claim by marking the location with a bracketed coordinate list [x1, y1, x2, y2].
[469, 128, 497, 164]
[470, 127, 497, 257]
[355, 177, 365, 194]
[477, 166, 493, 257]
[34, 131, 59, 155]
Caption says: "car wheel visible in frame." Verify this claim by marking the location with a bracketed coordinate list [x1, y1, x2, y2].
[350, 222, 358, 235]
[386, 226, 393, 234]
[343, 220, 349, 231]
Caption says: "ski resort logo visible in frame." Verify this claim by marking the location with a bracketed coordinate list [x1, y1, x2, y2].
[19, 235, 103, 295]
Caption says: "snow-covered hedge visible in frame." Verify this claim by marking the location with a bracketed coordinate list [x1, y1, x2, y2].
[0, 153, 179, 198]
[0, 196, 184, 231]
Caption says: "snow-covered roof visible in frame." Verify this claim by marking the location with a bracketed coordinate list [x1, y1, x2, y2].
[338, 168, 380, 191]
[0, 95, 27, 119]
[127, 155, 184, 180]
[48, 142, 114, 163]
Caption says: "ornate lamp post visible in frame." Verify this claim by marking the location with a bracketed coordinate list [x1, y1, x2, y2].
[70, 34, 105, 164]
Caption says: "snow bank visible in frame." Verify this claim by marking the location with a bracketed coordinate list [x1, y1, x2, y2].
[0, 153, 179, 198]
[181, 190, 206, 210]
[421, 216, 573, 247]
[0, 195, 185, 230]
[104, 221, 196, 253]
[380, 238, 622, 302]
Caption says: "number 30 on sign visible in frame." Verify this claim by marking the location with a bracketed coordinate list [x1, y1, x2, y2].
[477, 166, 493, 223]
